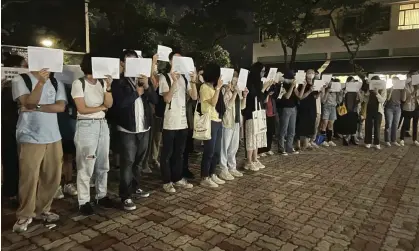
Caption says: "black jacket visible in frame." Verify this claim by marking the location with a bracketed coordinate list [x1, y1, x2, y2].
[111, 77, 158, 132]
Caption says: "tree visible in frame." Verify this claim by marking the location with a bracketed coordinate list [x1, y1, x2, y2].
[188, 45, 231, 69]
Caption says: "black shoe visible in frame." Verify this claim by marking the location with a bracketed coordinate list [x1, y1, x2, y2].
[183, 169, 195, 179]
[97, 196, 114, 208]
[343, 138, 349, 146]
[350, 136, 359, 145]
[79, 203, 94, 216]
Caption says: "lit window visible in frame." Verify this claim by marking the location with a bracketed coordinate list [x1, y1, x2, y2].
[398, 3, 419, 30]
[307, 28, 330, 38]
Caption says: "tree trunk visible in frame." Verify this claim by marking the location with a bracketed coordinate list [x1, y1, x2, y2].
[279, 38, 288, 69]
[289, 43, 299, 70]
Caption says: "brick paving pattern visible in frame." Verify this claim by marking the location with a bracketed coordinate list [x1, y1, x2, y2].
[2, 142, 419, 251]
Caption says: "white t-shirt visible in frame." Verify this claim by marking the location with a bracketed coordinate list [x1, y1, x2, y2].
[159, 74, 191, 130]
[118, 96, 149, 133]
[71, 78, 105, 119]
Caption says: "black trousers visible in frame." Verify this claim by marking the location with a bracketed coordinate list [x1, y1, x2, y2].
[201, 121, 222, 178]
[182, 129, 194, 172]
[400, 110, 419, 141]
[365, 112, 382, 145]
[160, 129, 188, 184]
[259, 116, 276, 153]
[1, 130, 19, 198]
[118, 130, 150, 201]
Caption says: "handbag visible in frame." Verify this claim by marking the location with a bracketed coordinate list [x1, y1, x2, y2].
[252, 97, 267, 134]
[192, 100, 211, 140]
[337, 103, 348, 116]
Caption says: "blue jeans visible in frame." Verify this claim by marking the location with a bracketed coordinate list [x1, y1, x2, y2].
[75, 119, 110, 206]
[384, 104, 401, 143]
[201, 121, 222, 178]
[279, 107, 297, 153]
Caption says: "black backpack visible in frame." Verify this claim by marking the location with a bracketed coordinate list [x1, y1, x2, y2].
[155, 73, 188, 118]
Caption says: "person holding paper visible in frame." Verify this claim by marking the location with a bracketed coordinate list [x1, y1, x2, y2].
[400, 70, 419, 146]
[111, 50, 158, 211]
[11, 67, 67, 233]
[71, 53, 114, 215]
[360, 76, 387, 149]
[384, 77, 404, 147]
[159, 51, 198, 193]
[319, 79, 343, 147]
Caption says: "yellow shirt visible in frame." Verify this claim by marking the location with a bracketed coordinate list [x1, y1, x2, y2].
[200, 83, 221, 122]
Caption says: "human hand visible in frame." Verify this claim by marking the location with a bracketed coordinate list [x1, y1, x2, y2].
[38, 68, 50, 84]
[216, 77, 223, 89]
[104, 75, 113, 90]
[243, 87, 249, 98]
[170, 71, 180, 83]
[189, 70, 197, 83]
[138, 74, 149, 88]
[136, 86, 145, 96]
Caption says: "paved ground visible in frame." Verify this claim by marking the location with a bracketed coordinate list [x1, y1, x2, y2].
[2, 140, 419, 251]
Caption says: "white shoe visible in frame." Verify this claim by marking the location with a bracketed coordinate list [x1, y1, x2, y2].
[201, 177, 218, 188]
[174, 179, 193, 189]
[211, 174, 225, 185]
[219, 170, 234, 181]
[63, 184, 78, 196]
[281, 152, 289, 156]
[253, 161, 265, 169]
[321, 141, 330, 147]
[365, 144, 371, 149]
[13, 218, 32, 233]
[400, 140, 405, 146]
[374, 144, 381, 150]
[123, 199, 136, 211]
[35, 212, 60, 222]
[311, 143, 319, 149]
[54, 186, 64, 199]
[392, 142, 400, 147]
[267, 151, 274, 156]
[328, 141, 336, 147]
[244, 162, 259, 171]
[385, 142, 391, 147]
[229, 169, 243, 177]
[163, 183, 176, 193]
[414, 141, 419, 146]
[291, 151, 300, 155]
[256, 155, 260, 159]
[260, 153, 267, 157]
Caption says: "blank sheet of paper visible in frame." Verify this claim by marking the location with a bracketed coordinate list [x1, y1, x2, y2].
[172, 56, 195, 75]
[28, 46, 63, 73]
[220, 68, 234, 85]
[125, 58, 152, 78]
[157, 45, 172, 62]
[237, 68, 249, 91]
[92, 57, 120, 79]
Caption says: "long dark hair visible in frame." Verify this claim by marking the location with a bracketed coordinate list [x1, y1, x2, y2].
[247, 62, 264, 100]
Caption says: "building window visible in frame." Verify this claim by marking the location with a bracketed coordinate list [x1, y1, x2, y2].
[307, 28, 331, 38]
[398, 3, 419, 30]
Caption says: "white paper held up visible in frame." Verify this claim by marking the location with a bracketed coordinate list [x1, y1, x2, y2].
[267, 68, 278, 81]
[313, 79, 325, 91]
[28, 46, 63, 73]
[392, 80, 406, 90]
[346, 81, 362, 92]
[172, 56, 195, 75]
[369, 80, 386, 90]
[330, 82, 342, 92]
[412, 75, 419, 86]
[368, 74, 380, 81]
[157, 45, 172, 62]
[237, 68, 249, 91]
[54, 65, 84, 85]
[295, 72, 306, 84]
[220, 68, 234, 85]
[135, 50, 142, 57]
[92, 57, 120, 79]
[125, 58, 152, 78]
[1, 67, 29, 81]
[321, 74, 333, 83]
[274, 72, 284, 83]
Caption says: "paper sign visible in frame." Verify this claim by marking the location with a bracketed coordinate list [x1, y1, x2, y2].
[369, 80, 386, 90]
[261, 77, 267, 83]
[313, 79, 325, 91]
[368, 74, 380, 80]
[267, 68, 278, 81]
[274, 72, 284, 83]
[321, 74, 333, 83]
[346, 81, 362, 92]
[135, 50, 142, 57]
[237, 68, 248, 91]
[295, 72, 306, 84]
[125, 58, 152, 78]
[54, 65, 84, 84]
[92, 57, 120, 79]
[412, 75, 419, 86]
[1, 67, 29, 81]
[28, 46, 63, 73]
[392, 80, 406, 90]
[220, 68, 234, 85]
[157, 45, 172, 62]
[172, 56, 195, 75]
[330, 82, 341, 92]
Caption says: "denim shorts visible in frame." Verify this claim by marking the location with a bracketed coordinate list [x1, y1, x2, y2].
[322, 105, 337, 121]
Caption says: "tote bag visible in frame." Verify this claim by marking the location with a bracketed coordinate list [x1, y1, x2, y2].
[252, 97, 267, 134]
[192, 100, 212, 140]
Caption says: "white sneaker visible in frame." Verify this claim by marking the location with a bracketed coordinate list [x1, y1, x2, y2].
[281, 152, 289, 156]
[414, 141, 419, 146]
[260, 153, 267, 157]
[400, 140, 405, 146]
[244, 162, 259, 171]
[393, 142, 400, 147]
[135, 188, 150, 197]
[163, 183, 176, 193]
[267, 151, 274, 156]
[54, 186, 64, 199]
[321, 141, 330, 147]
[174, 179, 193, 189]
[253, 161, 265, 169]
[365, 144, 371, 149]
[63, 184, 77, 196]
[229, 169, 243, 177]
[201, 177, 219, 188]
[385, 142, 391, 147]
[13, 218, 32, 233]
[211, 174, 225, 185]
[311, 143, 319, 149]
[328, 141, 336, 147]
[123, 199, 136, 211]
[219, 170, 234, 181]
[291, 151, 300, 155]
[35, 212, 60, 223]
[374, 144, 381, 150]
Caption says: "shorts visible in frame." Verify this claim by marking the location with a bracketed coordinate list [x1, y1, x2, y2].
[322, 105, 337, 121]
[62, 140, 76, 155]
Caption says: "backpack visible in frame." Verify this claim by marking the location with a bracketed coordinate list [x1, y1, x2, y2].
[155, 73, 188, 118]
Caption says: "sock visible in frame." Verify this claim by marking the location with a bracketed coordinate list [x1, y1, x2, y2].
[326, 130, 333, 142]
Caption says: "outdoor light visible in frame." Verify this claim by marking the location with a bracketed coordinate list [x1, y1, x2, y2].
[40, 39, 53, 47]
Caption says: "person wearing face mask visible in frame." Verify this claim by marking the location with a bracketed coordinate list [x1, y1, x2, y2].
[384, 77, 403, 147]
[400, 70, 419, 146]
[295, 69, 319, 150]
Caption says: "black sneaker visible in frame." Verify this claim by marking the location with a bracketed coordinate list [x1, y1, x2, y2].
[97, 196, 114, 208]
[123, 199, 136, 211]
[183, 168, 195, 179]
[79, 203, 94, 216]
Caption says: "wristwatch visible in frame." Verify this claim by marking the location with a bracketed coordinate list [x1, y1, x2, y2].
[36, 105, 41, 111]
